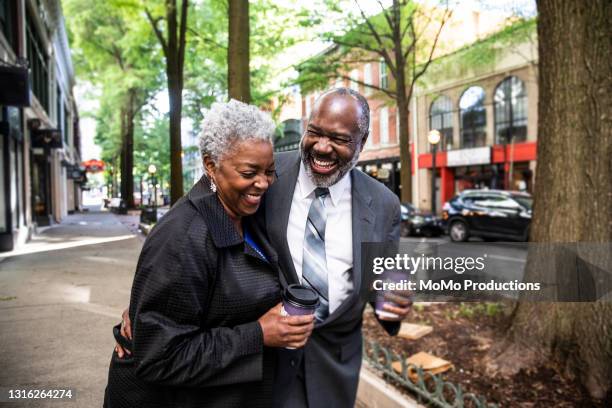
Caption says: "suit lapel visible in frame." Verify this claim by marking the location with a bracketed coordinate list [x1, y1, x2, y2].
[266, 153, 301, 285]
[320, 169, 375, 327]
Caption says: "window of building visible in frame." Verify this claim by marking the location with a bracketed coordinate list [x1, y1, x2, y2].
[459, 86, 486, 148]
[349, 69, 359, 92]
[0, 0, 17, 52]
[365, 113, 373, 149]
[429, 95, 453, 151]
[363, 64, 372, 95]
[494, 76, 527, 144]
[26, 11, 50, 112]
[379, 59, 388, 89]
[379, 107, 389, 145]
[395, 110, 400, 142]
[64, 104, 69, 145]
[56, 84, 62, 134]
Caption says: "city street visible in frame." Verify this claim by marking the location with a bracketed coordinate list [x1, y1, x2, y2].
[0, 211, 143, 407]
[0, 210, 524, 406]
[0, 208, 532, 406]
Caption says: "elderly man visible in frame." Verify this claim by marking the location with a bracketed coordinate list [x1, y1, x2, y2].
[266, 87, 409, 408]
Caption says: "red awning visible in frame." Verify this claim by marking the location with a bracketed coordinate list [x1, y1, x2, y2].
[82, 159, 105, 173]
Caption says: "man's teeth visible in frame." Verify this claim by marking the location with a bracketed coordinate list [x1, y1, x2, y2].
[313, 158, 336, 168]
[246, 194, 261, 198]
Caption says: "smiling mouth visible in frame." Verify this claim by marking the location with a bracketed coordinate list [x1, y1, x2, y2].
[310, 156, 338, 174]
[243, 193, 262, 206]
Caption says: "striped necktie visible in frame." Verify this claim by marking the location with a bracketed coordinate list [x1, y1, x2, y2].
[302, 187, 330, 321]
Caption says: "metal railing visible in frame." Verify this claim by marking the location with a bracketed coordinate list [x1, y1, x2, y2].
[363, 339, 497, 408]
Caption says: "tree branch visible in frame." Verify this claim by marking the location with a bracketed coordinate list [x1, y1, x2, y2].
[341, 74, 397, 99]
[145, 8, 168, 57]
[333, 38, 386, 58]
[376, 0, 396, 34]
[400, 14, 413, 42]
[187, 27, 227, 50]
[412, 8, 452, 82]
[178, 0, 189, 83]
[353, 0, 397, 74]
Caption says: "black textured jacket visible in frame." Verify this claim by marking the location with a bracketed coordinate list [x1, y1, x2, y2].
[104, 177, 281, 408]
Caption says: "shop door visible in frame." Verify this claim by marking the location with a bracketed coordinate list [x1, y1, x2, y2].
[31, 154, 51, 226]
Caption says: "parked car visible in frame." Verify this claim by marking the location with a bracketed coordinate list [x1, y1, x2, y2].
[442, 190, 533, 242]
[400, 203, 444, 237]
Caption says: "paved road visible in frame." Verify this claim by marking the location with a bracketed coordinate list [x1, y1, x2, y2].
[0, 211, 143, 407]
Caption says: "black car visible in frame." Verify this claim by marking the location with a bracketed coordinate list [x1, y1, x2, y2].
[400, 203, 444, 237]
[442, 190, 533, 242]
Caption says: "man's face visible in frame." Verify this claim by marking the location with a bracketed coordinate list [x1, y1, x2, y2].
[300, 94, 366, 187]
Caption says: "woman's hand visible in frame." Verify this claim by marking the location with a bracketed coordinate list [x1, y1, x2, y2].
[115, 308, 132, 358]
[258, 303, 315, 348]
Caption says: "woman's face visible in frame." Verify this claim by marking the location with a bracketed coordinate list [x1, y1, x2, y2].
[206, 139, 275, 220]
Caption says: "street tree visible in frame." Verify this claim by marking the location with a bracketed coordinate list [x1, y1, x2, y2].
[298, 0, 452, 203]
[144, 0, 189, 205]
[65, 0, 161, 207]
[485, 0, 612, 400]
[228, 0, 250, 102]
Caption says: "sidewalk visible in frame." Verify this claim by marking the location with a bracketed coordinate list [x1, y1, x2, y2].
[0, 211, 143, 407]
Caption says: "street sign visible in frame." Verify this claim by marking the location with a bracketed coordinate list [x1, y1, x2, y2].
[447, 147, 491, 167]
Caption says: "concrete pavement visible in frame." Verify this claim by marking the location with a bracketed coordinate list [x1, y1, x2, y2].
[0, 211, 143, 407]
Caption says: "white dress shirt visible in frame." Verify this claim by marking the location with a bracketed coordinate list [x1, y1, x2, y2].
[287, 162, 354, 314]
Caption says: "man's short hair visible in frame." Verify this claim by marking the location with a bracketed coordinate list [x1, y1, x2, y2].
[312, 87, 370, 138]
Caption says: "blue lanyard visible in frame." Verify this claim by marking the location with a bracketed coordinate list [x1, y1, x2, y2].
[244, 229, 268, 262]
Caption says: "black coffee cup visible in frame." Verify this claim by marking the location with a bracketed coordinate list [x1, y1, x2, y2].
[281, 284, 319, 316]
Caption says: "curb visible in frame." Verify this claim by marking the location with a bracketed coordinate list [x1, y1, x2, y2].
[356, 364, 424, 408]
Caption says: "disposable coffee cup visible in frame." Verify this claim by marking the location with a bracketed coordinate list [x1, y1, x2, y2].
[281, 284, 319, 316]
[375, 271, 406, 319]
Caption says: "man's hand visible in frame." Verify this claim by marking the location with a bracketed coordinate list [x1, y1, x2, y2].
[258, 303, 315, 348]
[115, 308, 132, 358]
[378, 290, 412, 321]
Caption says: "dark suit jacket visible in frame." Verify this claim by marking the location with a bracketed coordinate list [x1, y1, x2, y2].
[264, 152, 401, 407]
[104, 177, 281, 408]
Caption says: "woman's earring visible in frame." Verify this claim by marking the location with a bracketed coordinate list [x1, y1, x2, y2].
[210, 180, 217, 193]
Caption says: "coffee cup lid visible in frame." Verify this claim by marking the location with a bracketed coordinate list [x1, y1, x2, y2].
[284, 284, 319, 307]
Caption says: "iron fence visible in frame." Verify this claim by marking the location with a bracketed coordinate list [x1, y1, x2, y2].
[363, 339, 497, 408]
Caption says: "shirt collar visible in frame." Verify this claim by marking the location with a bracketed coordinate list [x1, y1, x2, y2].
[297, 161, 351, 207]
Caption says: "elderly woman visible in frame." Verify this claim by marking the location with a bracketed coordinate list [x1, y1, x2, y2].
[103, 100, 314, 408]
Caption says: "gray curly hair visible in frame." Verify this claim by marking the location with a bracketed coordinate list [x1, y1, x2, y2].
[198, 99, 276, 162]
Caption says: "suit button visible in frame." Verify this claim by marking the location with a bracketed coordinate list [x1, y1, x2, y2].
[290, 359, 296, 367]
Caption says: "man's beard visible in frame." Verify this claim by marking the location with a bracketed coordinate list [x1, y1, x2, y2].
[301, 147, 360, 188]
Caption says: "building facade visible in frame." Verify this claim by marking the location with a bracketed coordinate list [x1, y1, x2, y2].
[299, 13, 538, 212]
[0, 0, 81, 251]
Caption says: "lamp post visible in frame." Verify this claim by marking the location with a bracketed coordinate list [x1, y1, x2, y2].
[148, 164, 157, 209]
[428, 130, 441, 214]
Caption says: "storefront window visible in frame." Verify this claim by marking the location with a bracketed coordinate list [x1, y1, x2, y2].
[459, 86, 486, 148]
[494, 76, 527, 144]
[429, 95, 453, 151]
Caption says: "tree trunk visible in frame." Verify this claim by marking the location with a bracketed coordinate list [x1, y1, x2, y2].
[168, 69, 184, 205]
[486, 0, 612, 400]
[397, 95, 412, 204]
[228, 0, 250, 103]
[120, 90, 136, 208]
[163, 0, 188, 205]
